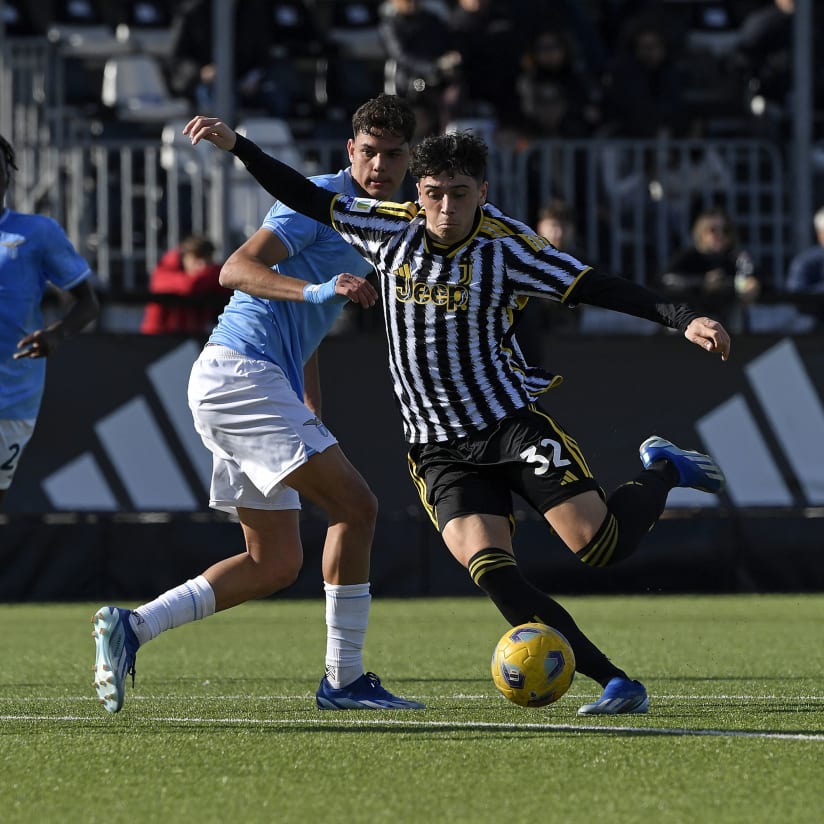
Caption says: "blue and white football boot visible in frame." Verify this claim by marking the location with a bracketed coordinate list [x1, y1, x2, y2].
[577, 677, 649, 716]
[92, 606, 139, 713]
[639, 436, 725, 494]
[316, 672, 425, 710]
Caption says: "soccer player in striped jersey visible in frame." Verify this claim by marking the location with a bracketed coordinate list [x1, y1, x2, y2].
[187, 117, 731, 715]
[0, 134, 99, 510]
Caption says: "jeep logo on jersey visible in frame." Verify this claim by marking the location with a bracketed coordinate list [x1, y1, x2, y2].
[393, 263, 469, 311]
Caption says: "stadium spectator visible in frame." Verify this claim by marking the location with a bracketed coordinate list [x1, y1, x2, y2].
[445, 0, 523, 124]
[518, 198, 584, 354]
[731, 0, 824, 137]
[660, 206, 763, 331]
[0, 134, 99, 510]
[536, 198, 582, 258]
[187, 116, 731, 717]
[600, 13, 691, 138]
[509, 0, 609, 79]
[167, 0, 325, 117]
[515, 28, 601, 139]
[91, 95, 424, 715]
[515, 80, 590, 143]
[378, 0, 462, 129]
[785, 205, 824, 328]
[140, 234, 229, 336]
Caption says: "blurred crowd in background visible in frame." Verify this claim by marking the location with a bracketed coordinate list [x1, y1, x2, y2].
[3, 0, 824, 332]
[5, 0, 820, 144]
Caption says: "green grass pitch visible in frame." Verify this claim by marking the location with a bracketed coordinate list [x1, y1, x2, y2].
[1, 595, 822, 823]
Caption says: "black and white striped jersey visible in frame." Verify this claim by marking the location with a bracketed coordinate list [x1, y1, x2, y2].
[330, 196, 591, 443]
[230, 134, 700, 444]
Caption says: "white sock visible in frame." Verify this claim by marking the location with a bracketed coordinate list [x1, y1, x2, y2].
[129, 575, 216, 646]
[324, 581, 371, 689]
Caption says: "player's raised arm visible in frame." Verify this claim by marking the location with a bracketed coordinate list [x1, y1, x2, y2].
[183, 115, 334, 226]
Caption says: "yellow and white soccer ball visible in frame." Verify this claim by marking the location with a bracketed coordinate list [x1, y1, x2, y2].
[491, 622, 576, 707]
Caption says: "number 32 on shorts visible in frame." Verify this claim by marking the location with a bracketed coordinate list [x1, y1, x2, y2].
[520, 438, 571, 476]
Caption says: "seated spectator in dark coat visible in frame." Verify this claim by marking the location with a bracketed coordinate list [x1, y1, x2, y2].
[785, 205, 824, 327]
[446, 0, 523, 123]
[601, 15, 690, 138]
[660, 206, 762, 330]
[379, 0, 460, 103]
[731, 0, 808, 119]
[516, 29, 601, 138]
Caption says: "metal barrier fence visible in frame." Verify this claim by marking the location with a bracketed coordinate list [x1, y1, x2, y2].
[0, 37, 797, 294]
[6, 134, 792, 295]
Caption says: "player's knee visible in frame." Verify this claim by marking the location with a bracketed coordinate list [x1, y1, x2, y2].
[254, 553, 303, 595]
[333, 485, 378, 532]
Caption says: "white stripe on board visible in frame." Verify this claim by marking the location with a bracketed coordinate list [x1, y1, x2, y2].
[41, 453, 118, 510]
[697, 394, 793, 506]
[95, 396, 197, 509]
[746, 338, 824, 505]
[147, 341, 212, 495]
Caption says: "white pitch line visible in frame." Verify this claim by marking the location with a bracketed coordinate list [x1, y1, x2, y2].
[1, 715, 823, 742]
[2, 693, 824, 702]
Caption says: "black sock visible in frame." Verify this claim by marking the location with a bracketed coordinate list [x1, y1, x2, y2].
[468, 548, 626, 686]
[577, 467, 672, 567]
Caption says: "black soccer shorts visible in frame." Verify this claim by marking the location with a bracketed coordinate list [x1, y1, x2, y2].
[407, 404, 602, 532]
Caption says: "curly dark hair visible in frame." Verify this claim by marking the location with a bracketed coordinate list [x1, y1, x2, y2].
[409, 132, 488, 182]
[0, 134, 17, 186]
[351, 94, 417, 143]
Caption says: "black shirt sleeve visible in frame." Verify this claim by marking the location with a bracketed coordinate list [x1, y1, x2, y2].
[230, 134, 335, 225]
[570, 269, 701, 332]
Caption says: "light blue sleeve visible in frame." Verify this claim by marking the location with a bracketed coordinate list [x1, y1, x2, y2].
[262, 201, 325, 258]
[38, 216, 92, 290]
[261, 177, 375, 282]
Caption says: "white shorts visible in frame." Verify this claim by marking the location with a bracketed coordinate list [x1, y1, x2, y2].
[0, 418, 36, 490]
[188, 346, 338, 514]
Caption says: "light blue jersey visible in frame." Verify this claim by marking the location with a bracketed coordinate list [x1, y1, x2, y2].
[0, 209, 92, 418]
[208, 169, 372, 395]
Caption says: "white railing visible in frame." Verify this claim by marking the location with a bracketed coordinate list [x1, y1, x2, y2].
[0, 40, 794, 294]
[8, 136, 789, 295]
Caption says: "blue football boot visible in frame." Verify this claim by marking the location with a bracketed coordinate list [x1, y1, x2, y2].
[640, 435, 725, 493]
[578, 677, 649, 716]
[92, 606, 139, 713]
[316, 672, 425, 710]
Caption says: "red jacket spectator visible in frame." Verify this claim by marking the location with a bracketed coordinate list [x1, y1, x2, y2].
[140, 235, 228, 335]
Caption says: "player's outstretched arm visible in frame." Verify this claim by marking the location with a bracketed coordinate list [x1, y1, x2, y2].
[183, 115, 333, 226]
[684, 316, 731, 361]
[570, 271, 731, 361]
